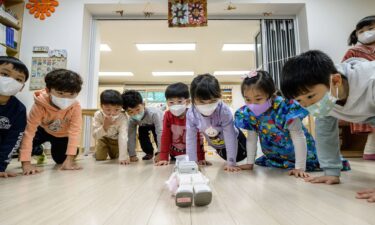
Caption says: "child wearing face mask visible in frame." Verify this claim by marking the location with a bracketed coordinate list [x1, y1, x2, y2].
[0, 57, 29, 178]
[281, 50, 374, 194]
[234, 71, 323, 177]
[122, 90, 163, 162]
[155, 82, 207, 166]
[93, 90, 134, 165]
[20, 69, 83, 175]
[186, 74, 247, 172]
[342, 15, 375, 160]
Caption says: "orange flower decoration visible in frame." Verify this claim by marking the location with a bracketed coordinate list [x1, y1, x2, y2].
[26, 0, 59, 20]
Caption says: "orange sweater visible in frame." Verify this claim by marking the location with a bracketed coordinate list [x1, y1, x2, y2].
[20, 89, 82, 161]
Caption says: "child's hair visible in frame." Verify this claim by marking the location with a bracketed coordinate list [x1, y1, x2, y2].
[100, 89, 123, 106]
[165, 82, 189, 99]
[190, 74, 221, 102]
[45, 69, 83, 93]
[280, 50, 338, 99]
[122, 90, 143, 110]
[241, 71, 276, 98]
[0, 56, 29, 81]
[348, 15, 375, 45]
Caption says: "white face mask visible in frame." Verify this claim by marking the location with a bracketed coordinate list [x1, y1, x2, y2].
[0, 76, 23, 96]
[358, 30, 375, 44]
[51, 95, 76, 110]
[169, 104, 187, 117]
[195, 101, 219, 116]
[102, 112, 121, 121]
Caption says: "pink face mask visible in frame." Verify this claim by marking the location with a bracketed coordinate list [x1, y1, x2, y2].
[246, 99, 272, 116]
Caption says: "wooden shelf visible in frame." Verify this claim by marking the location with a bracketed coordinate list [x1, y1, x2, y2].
[0, 14, 20, 30]
[1, 43, 18, 55]
[4, 0, 25, 7]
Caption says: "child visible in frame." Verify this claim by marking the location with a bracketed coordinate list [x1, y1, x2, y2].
[280, 50, 374, 191]
[122, 90, 163, 162]
[342, 15, 375, 160]
[186, 74, 247, 172]
[155, 82, 208, 166]
[93, 89, 135, 164]
[0, 56, 29, 178]
[20, 69, 83, 175]
[234, 70, 322, 177]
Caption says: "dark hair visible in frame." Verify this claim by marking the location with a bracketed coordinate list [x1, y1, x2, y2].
[241, 71, 276, 98]
[348, 15, 375, 45]
[122, 90, 143, 110]
[165, 82, 189, 99]
[45, 69, 83, 93]
[0, 56, 29, 81]
[280, 50, 338, 99]
[190, 74, 221, 102]
[100, 89, 123, 106]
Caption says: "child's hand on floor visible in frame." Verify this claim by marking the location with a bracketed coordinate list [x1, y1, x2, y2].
[198, 160, 212, 166]
[288, 169, 310, 178]
[154, 153, 160, 163]
[155, 160, 169, 166]
[239, 164, 254, 170]
[22, 161, 43, 175]
[0, 171, 17, 178]
[356, 189, 375, 203]
[224, 165, 241, 172]
[304, 175, 340, 185]
[119, 159, 130, 165]
[60, 156, 82, 170]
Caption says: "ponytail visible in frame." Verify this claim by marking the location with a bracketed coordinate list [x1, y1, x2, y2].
[347, 29, 357, 46]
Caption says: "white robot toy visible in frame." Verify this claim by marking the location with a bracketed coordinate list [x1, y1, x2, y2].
[166, 155, 212, 207]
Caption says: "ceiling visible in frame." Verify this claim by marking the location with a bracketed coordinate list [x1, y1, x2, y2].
[91, 2, 304, 85]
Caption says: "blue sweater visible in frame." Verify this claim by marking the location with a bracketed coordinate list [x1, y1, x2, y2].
[0, 96, 26, 172]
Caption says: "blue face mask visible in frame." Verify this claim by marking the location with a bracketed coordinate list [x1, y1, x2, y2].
[131, 110, 145, 121]
[306, 90, 338, 118]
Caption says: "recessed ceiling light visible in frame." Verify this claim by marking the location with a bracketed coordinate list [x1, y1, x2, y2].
[222, 44, 255, 51]
[99, 72, 134, 76]
[213, 71, 250, 76]
[100, 44, 112, 52]
[152, 71, 194, 76]
[136, 43, 196, 51]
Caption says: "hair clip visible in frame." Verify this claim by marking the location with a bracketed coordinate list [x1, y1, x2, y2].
[241, 70, 258, 79]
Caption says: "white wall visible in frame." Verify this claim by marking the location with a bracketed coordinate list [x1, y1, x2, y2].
[18, 0, 375, 111]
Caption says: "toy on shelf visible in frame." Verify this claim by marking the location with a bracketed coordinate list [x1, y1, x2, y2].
[166, 155, 212, 207]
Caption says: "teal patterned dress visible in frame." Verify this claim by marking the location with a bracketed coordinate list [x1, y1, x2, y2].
[235, 96, 320, 171]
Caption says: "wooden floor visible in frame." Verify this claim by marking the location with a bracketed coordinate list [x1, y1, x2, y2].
[1, 154, 375, 225]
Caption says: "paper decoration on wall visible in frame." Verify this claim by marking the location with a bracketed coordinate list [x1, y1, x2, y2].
[26, 0, 59, 21]
[33, 46, 49, 53]
[29, 56, 67, 90]
[168, 0, 207, 27]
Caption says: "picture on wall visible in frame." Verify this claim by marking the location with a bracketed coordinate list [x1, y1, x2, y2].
[168, 0, 207, 27]
[29, 57, 67, 90]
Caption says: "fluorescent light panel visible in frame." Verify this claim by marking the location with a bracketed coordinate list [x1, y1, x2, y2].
[152, 71, 194, 76]
[100, 44, 112, 52]
[213, 71, 250, 76]
[136, 43, 196, 51]
[99, 72, 134, 76]
[222, 44, 255, 51]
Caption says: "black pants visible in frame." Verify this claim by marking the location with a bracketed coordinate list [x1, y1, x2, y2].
[216, 129, 247, 162]
[31, 126, 73, 164]
[138, 125, 158, 155]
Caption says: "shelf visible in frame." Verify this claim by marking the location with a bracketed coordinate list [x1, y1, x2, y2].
[0, 14, 20, 30]
[4, 0, 25, 7]
[1, 43, 18, 55]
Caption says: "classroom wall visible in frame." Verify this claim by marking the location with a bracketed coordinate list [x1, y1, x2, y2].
[17, 0, 375, 111]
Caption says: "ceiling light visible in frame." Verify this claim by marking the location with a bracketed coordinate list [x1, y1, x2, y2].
[136, 43, 196, 51]
[152, 71, 194, 76]
[213, 71, 250, 76]
[99, 72, 134, 76]
[100, 44, 112, 52]
[222, 44, 255, 51]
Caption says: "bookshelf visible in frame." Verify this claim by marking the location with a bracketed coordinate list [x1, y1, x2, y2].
[0, 0, 25, 58]
[221, 88, 232, 106]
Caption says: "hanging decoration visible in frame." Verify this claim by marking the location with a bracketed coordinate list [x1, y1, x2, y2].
[26, 0, 59, 21]
[143, 2, 154, 18]
[168, 0, 207, 28]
